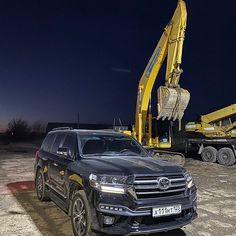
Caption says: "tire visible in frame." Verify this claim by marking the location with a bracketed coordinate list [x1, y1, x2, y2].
[35, 169, 49, 201]
[217, 147, 235, 166]
[71, 190, 100, 236]
[201, 146, 217, 163]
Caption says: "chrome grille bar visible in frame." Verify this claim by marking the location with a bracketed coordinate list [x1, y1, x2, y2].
[136, 188, 186, 195]
[134, 182, 186, 190]
[133, 174, 186, 199]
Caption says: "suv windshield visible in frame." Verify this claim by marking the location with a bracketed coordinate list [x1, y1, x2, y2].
[80, 134, 148, 157]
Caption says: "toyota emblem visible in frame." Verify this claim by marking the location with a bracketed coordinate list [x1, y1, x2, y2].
[158, 177, 170, 190]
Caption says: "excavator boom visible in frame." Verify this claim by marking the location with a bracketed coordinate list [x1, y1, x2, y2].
[135, 0, 190, 144]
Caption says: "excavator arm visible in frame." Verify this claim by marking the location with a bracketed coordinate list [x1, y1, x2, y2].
[135, 0, 190, 144]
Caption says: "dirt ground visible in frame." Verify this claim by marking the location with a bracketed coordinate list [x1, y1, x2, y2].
[0, 149, 236, 236]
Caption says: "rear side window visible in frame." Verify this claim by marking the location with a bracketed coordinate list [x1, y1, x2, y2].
[62, 134, 77, 157]
[51, 133, 66, 153]
[41, 133, 55, 152]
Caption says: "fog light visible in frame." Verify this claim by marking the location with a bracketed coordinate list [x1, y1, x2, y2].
[103, 216, 115, 225]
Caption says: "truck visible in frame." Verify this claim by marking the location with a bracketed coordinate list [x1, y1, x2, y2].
[185, 104, 236, 166]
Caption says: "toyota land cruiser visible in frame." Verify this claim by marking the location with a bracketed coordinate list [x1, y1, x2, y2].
[34, 128, 197, 235]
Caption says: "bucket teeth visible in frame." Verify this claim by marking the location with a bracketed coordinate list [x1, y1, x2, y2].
[157, 86, 190, 121]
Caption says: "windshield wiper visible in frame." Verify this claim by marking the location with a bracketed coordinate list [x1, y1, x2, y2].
[118, 151, 140, 156]
[83, 152, 147, 157]
[83, 153, 103, 157]
[83, 153, 119, 157]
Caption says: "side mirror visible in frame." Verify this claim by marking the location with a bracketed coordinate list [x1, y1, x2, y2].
[146, 148, 155, 157]
[57, 147, 72, 158]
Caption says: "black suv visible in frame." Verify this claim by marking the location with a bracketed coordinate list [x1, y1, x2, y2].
[34, 128, 197, 236]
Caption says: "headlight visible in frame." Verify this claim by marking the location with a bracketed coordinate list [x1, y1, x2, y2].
[184, 172, 194, 188]
[89, 174, 129, 194]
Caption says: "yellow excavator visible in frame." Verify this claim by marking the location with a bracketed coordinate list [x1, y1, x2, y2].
[125, 0, 190, 153]
[185, 104, 236, 166]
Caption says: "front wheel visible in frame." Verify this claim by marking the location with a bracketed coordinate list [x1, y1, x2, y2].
[71, 190, 100, 236]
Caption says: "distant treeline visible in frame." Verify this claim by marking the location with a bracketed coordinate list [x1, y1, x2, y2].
[2, 119, 46, 142]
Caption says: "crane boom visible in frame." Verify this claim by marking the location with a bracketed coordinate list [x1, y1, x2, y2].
[186, 104, 236, 138]
[135, 0, 190, 145]
[201, 104, 236, 124]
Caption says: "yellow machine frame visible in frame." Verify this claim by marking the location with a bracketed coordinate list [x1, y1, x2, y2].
[186, 104, 236, 138]
[133, 0, 190, 148]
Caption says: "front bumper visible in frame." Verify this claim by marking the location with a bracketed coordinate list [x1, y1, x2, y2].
[99, 211, 197, 235]
[92, 190, 197, 235]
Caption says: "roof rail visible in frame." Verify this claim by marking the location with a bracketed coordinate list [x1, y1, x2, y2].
[52, 127, 74, 131]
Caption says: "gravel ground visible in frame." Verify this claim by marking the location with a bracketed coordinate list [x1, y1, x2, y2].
[0, 150, 236, 236]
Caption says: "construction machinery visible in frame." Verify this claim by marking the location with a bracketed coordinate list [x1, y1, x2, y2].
[185, 104, 236, 166]
[128, 0, 190, 152]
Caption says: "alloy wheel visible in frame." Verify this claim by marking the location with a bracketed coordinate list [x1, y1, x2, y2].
[72, 198, 87, 236]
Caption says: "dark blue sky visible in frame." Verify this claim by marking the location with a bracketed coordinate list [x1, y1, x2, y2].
[0, 0, 235, 130]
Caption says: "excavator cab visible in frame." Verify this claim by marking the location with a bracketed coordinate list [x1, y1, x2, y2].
[153, 119, 172, 148]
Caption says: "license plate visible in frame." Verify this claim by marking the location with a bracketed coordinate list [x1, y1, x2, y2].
[152, 205, 182, 217]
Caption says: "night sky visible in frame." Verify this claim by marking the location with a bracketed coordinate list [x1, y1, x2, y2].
[0, 0, 235, 131]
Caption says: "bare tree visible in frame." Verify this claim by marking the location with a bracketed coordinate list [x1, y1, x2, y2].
[31, 121, 46, 134]
[7, 119, 31, 141]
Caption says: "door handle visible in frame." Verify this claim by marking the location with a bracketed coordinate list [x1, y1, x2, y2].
[53, 162, 58, 167]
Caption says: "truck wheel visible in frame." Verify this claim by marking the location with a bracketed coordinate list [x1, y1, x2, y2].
[201, 146, 217, 163]
[35, 169, 49, 201]
[217, 148, 235, 166]
[71, 190, 100, 236]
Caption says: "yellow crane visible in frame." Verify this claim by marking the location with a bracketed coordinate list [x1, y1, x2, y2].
[186, 104, 236, 138]
[185, 104, 236, 166]
[131, 0, 190, 149]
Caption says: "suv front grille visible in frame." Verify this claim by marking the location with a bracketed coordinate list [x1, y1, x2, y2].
[133, 174, 186, 199]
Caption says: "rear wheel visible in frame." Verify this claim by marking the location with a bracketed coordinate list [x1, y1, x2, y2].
[201, 146, 217, 163]
[217, 147, 235, 166]
[35, 169, 49, 201]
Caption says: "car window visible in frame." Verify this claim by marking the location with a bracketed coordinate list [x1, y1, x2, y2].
[62, 134, 77, 158]
[80, 134, 148, 157]
[41, 133, 56, 152]
[51, 133, 66, 153]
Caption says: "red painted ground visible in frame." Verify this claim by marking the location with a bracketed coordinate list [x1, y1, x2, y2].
[7, 181, 35, 194]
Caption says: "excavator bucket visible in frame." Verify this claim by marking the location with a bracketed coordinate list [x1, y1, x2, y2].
[157, 86, 190, 121]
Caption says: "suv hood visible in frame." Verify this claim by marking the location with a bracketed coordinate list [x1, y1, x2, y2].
[80, 155, 183, 176]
